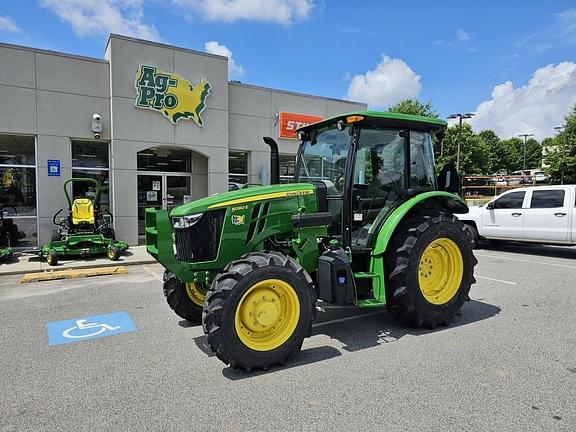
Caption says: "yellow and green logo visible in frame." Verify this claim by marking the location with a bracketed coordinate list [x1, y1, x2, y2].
[135, 65, 211, 126]
[231, 214, 246, 226]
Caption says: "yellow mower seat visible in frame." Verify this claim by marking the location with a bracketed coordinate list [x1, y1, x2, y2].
[72, 198, 95, 225]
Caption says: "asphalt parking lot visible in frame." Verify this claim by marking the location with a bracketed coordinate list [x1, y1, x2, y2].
[1, 243, 575, 432]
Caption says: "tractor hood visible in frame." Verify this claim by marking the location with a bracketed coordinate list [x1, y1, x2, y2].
[169, 183, 316, 217]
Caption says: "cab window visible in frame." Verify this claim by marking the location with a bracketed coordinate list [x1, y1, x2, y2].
[530, 190, 565, 208]
[493, 191, 525, 209]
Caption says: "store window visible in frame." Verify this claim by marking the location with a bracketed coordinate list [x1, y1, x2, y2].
[137, 147, 192, 173]
[280, 154, 296, 184]
[0, 134, 37, 247]
[229, 152, 248, 189]
[71, 141, 110, 210]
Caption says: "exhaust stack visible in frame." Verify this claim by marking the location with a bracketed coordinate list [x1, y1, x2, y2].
[263, 136, 280, 185]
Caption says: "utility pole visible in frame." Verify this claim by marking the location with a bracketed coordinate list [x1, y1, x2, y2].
[554, 126, 566, 185]
[447, 112, 475, 172]
[517, 133, 534, 171]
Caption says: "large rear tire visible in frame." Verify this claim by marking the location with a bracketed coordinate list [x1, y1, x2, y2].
[385, 211, 476, 329]
[203, 252, 315, 371]
[163, 271, 206, 323]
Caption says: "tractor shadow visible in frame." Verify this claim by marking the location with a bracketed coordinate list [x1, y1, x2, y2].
[217, 299, 500, 380]
[480, 242, 576, 260]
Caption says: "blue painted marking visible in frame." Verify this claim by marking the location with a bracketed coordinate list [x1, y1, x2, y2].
[47, 159, 60, 177]
[46, 311, 136, 346]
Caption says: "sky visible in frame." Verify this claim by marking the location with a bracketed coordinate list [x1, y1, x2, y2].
[1, 0, 575, 141]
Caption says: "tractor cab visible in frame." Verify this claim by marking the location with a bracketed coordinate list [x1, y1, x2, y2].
[295, 112, 446, 251]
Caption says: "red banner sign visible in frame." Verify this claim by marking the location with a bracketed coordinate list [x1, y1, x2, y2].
[278, 112, 323, 139]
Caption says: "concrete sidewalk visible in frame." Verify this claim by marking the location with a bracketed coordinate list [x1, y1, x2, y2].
[0, 245, 156, 276]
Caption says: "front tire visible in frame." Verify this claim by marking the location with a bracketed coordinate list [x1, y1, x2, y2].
[47, 250, 59, 266]
[107, 246, 120, 261]
[385, 211, 476, 329]
[203, 252, 315, 371]
[163, 271, 206, 323]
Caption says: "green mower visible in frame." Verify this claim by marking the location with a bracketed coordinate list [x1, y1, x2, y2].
[146, 111, 477, 371]
[40, 178, 128, 266]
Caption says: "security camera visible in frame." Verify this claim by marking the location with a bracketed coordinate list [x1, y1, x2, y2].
[91, 113, 103, 139]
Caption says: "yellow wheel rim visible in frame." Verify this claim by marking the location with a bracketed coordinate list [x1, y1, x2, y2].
[234, 279, 300, 352]
[185, 282, 206, 307]
[107, 248, 115, 259]
[418, 238, 464, 305]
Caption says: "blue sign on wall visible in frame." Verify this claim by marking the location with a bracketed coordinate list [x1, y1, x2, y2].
[46, 311, 136, 346]
[47, 159, 60, 177]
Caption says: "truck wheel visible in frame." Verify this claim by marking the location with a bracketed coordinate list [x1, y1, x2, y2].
[203, 252, 315, 371]
[163, 271, 206, 323]
[385, 211, 476, 329]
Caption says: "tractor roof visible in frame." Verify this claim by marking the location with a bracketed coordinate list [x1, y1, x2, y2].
[298, 111, 447, 133]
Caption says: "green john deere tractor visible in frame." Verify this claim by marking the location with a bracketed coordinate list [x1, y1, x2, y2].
[146, 111, 476, 371]
[40, 178, 128, 266]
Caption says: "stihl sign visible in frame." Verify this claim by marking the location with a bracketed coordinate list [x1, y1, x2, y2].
[278, 112, 323, 140]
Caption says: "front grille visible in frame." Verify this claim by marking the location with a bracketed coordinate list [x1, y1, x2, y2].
[174, 210, 225, 262]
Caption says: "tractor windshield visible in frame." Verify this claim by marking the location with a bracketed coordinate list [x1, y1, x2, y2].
[295, 124, 351, 193]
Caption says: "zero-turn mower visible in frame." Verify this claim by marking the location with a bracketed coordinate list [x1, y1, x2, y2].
[40, 178, 128, 266]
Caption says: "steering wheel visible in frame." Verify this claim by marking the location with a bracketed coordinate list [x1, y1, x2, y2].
[322, 168, 346, 190]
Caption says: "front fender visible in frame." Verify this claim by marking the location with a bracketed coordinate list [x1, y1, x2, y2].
[371, 191, 468, 255]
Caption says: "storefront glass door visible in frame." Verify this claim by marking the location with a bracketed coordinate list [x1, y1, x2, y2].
[137, 173, 191, 240]
[166, 175, 191, 211]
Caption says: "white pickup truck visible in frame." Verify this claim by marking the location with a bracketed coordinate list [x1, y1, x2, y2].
[458, 185, 576, 247]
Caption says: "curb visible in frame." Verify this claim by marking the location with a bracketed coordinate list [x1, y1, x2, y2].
[0, 258, 157, 277]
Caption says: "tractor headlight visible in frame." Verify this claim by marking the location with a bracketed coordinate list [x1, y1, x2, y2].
[172, 213, 203, 229]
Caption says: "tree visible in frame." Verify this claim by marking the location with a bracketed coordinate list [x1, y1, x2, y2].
[544, 104, 576, 183]
[436, 124, 491, 175]
[388, 98, 438, 118]
[478, 130, 503, 173]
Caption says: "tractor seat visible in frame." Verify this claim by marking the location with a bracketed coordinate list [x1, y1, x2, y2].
[71, 198, 95, 225]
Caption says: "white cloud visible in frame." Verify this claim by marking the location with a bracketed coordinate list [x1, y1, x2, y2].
[0, 16, 21, 33]
[346, 54, 421, 108]
[457, 29, 469, 42]
[472, 62, 576, 140]
[204, 41, 246, 78]
[40, 0, 161, 41]
[173, 0, 313, 25]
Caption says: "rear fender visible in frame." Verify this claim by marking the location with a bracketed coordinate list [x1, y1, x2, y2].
[371, 191, 468, 256]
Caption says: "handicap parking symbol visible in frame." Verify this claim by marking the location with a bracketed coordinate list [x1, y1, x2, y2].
[46, 311, 136, 346]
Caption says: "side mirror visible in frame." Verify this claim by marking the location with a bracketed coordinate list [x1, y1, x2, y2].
[486, 202, 494, 210]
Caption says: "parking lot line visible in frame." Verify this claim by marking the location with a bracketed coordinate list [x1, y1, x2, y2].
[475, 253, 576, 270]
[475, 275, 518, 285]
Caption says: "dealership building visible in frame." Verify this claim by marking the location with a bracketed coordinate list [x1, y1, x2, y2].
[0, 34, 364, 246]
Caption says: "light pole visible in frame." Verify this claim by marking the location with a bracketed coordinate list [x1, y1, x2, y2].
[554, 126, 566, 185]
[517, 133, 534, 171]
[447, 112, 475, 172]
